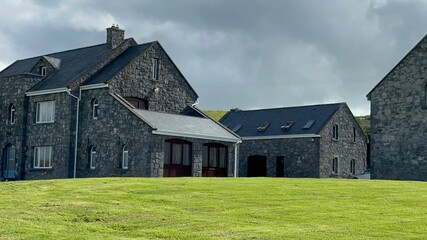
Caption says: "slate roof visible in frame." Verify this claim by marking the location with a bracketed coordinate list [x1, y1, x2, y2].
[134, 109, 240, 142]
[0, 43, 112, 91]
[219, 103, 343, 137]
[83, 43, 152, 85]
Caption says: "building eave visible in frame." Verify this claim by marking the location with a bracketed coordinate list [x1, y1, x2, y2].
[80, 83, 109, 90]
[25, 87, 68, 96]
[152, 129, 241, 143]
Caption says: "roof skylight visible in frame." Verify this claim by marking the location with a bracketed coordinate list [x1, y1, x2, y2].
[232, 124, 242, 133]
[257, 122, 270, 132]
[281, 121, 294, 130]
[303, 120, 315, 129]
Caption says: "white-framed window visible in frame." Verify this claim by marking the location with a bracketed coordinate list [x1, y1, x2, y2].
[34, 146, 53, 169]
[332, 124, 339, 140]
[152, 58, 159, 80]
[90, 146, 97, 169]
[92, 98, 99, 119]
[36, 101, 55, 123]
[332, 157, 338, 174]
[122, 145, 129, 169]
[9, 104, 15, 125]
[40, 66, 47, 76]
[350, 159, 356, 174]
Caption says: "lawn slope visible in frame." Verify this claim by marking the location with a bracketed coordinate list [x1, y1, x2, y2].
[0, 178, 425, 239]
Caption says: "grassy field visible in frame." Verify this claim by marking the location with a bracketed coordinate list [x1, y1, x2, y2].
[203, 110, 228, 121]
[0, 178, 425, 239]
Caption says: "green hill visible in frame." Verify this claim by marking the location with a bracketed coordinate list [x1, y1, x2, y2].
[203, 110, 228, 121]
[0, 178, 425, 239]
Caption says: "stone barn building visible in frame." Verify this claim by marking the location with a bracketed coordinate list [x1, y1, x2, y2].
[0, 26, 240, 180]
[367, 35, 427, 181]
[220, 103, 367, 178]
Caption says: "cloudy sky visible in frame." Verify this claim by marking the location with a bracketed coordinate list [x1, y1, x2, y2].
[1, 0, 427, 115]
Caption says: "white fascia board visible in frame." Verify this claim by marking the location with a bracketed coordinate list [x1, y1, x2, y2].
[242, 134, 321, 140]
[153, 129, 241, 143]
[80, 83, 109, 90]
[25, 87, 68, 96]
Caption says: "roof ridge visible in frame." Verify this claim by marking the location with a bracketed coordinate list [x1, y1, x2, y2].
[232, 102, 344, 113]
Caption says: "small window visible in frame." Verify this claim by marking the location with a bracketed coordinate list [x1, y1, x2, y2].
[122, 145, 129, 169]
[203, 143, 228, 169]
[353, 127, 356, 143]
[36, 101, 55, 123]
[92, 98, 99, 119]
[152, 58, 159, 80]
[281, 121, 294, 130]
[332, 124, 339, 140]
[303, 120, 315, 129]
[9, 104, 15, 125]
[257, 122, 270, 132]
[350, 159, 356, 174]
[332, 157, 338, 174]
[34, 146, 53, 169]
[39, 66, 47, 76]
[90, 146, 97, 169]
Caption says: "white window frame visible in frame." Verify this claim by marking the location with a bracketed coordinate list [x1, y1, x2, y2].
[36, 101, 55, 123]
[152, 58, 159, 80]
[40, 66, 47, 76]
[9, 104, 15, 125]
[92, 99, 99, 120]
[90, 146, 97, 169]
[332, 124, 339, 140]
[332, 157, 338, 174]
[34, 146, 53, 169]
[122, 145, 129, 169]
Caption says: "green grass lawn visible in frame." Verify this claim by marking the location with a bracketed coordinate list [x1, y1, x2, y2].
[0, 178, 426, 239]
[202, 110, 228, 121]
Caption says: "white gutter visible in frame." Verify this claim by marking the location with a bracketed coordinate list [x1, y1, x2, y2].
[152, 129, 240, 143]
[25, 87, 68, 96]
[66, 88, 81, 179]
[242, 134, 321, 140]
[80, 83, 109, 90]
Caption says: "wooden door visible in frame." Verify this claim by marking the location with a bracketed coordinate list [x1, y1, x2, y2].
[2, 145, 16, 179]
[276, 156, 284, 177]
[247, 155, 267, 177]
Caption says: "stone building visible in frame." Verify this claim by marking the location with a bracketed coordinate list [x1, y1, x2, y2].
[0, 26, 240, 180]
[367, 35, 427, 181]
[220, 103, 367, 178]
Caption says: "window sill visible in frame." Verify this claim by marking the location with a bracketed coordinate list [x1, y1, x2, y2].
[332, 139, 339, 142]
[30, 167, 53, 171]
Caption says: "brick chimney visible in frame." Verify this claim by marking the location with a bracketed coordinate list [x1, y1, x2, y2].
[106, 24, 125, 49]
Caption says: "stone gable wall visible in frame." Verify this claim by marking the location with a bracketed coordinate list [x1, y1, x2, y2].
[369, 38, 427, 180]
[318, 104, 367, 178]
[108, 43, 198, 114]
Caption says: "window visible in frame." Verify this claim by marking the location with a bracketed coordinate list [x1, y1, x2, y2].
[92, 99, 99, 119]
[39, 66, 47, 76]
[122, 145, 129, 169]
[164, 139, 192, 177]
[9, 104, 15, 124]
[257, 122, 270, 132]
[303, 120, 315, 129]
[124, 97, 148, 110]
[350, 159, 356, 174]
[152, 58, 159, 80]
[332, 124, 339, 140]
[281, 121, 294, 130]
[90, 146, 97, 169]
[202, 143, 228, 177]
[34, 146, 52, 169]
[332, 157, 338, 174]
[36, 101, 55, 123]
[353, 127, 356, 143]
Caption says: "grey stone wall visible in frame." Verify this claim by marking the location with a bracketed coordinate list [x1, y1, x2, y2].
[0, 74, 44, 179]
[77, 88, 237, 178]
[24, 92, 74, 180]
[238, 138, 320, 177]
[318, 104, 367, 178]
[108, 42, 198, 114]
[369, 37, 427, 181]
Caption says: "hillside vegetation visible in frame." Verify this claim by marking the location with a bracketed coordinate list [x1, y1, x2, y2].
[203, 110, 228, 121]
[0, 178, 425, 239]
